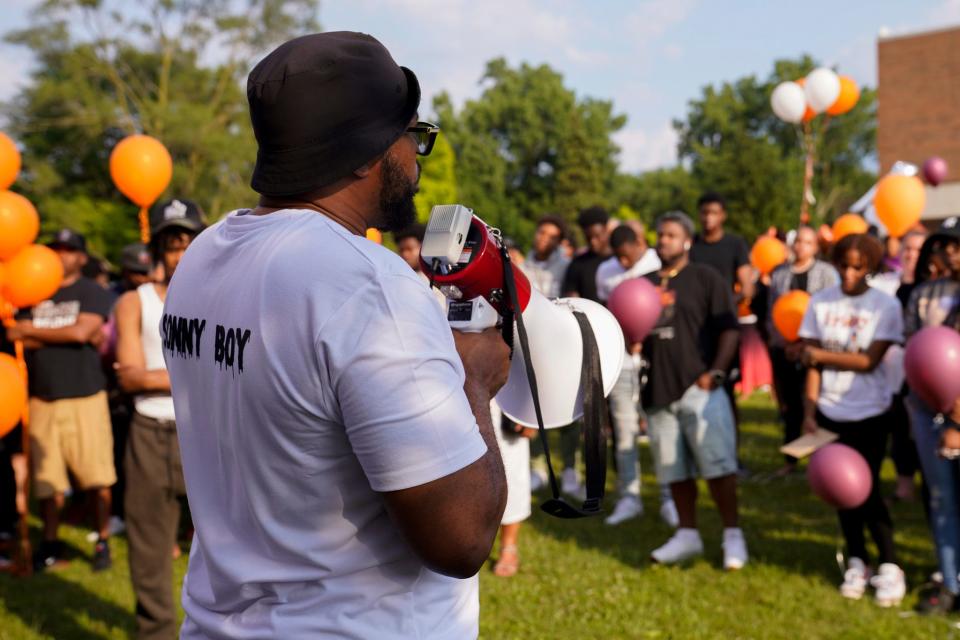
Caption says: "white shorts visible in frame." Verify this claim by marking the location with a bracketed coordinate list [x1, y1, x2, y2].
[490, 401, 531, 525]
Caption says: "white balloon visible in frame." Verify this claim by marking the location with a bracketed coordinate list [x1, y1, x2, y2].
[804, 68, 841, 113]
[770, 81, 806, 124]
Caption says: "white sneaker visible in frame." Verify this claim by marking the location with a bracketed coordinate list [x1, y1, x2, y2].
[650, 528, 703, 564]
[722, 528, 748, 570]
[871, 563, 906, 608]
[604, 496, 643, 525]
[561, 467, 584, 499]
[659, 499, 679, 529]
[530, 469, 547, 492]
[840, 557, 871, 600]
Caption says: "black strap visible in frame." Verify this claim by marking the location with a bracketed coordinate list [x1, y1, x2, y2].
[572, 310, 608, 513]
[498, 246, 606, 518]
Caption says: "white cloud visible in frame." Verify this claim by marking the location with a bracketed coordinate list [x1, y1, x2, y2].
[625, 0, 698, 42]
[614, 123, 678, 173]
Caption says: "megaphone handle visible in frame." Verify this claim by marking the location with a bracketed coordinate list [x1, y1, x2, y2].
[498, 247, 561, 501]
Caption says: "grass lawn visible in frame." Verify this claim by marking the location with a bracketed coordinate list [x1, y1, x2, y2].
[0, 394, 956, 639]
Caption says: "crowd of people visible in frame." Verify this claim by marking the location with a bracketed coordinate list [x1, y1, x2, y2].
[0, 30, 959, 639]
[392, 193, 960, 614]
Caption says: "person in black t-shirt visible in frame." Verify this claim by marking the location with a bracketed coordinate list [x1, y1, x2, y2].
[561, 206, 611, 303]
[690, 192, 754, 302]
[639, 211, 747, 570]
[6, 229, 116, 572]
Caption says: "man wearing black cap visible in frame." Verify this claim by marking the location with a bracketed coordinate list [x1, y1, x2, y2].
[114, 200, 204, 640]
[115, 242, 155, 295]
[7, 228, 116, 572]
[163, 33, 508, 639]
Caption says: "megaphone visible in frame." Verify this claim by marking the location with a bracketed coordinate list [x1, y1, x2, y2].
[420, 205, 625, 428]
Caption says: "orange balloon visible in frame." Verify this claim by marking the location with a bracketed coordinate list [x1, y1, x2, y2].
[0, 132, 20, 191]
[109, 135, 173, 207]
[875, 174, 926, 238]
[827, 76, 860, 116]
[0, 190, 40, 260]
[772, 290, 811, 342]
[0, 353, 25, 437]
[365, 228, 383, 244]
[831, 213, 869, 242]
[750, 236, 788, 276]
[2, 244, 64, 309]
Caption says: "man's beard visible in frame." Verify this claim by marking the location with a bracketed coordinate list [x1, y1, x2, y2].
[376, 154, 418, 233]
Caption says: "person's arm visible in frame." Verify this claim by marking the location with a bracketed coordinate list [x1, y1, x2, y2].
[113, 290, 170, 394]
[561, 260, 580, 298]
[802, 356, 822, 434]
[802, 340, 893, 373]
[383, 329, 508, 578]
[735, 264, 756, 303]
[696, 328, 739, 390]
[9, 313, 103, 345]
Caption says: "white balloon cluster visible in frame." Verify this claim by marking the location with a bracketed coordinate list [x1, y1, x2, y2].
[770, 67, 841, 124]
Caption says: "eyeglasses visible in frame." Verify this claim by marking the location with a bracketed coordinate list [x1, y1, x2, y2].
[406, 121, 440, 156]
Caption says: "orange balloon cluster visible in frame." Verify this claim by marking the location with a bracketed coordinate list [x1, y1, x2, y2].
[875, 174, 926, 238]
[109, 135, 173, 207]
[0, 132, 20, 191]
[0, 353, 25, 437]
[750, 236, 788, 275]
[772, 290, 811, 342]
[2, 245, 64, 309]
[831, 213, 868, 242]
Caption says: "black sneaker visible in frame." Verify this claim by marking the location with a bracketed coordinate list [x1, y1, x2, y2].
[33, 539, 65, 572]
[916, 582, 957, 615]
[92, 538, 112, 572]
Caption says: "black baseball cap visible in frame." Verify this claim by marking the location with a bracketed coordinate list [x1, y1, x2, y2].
[247, 32, 421, 197]
[47, 228, 86, 253]
[120, 242, 152, 274]
[150, 199, 206, 237]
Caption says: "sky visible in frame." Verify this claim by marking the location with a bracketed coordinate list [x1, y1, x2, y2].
[1, 0, 959, 173]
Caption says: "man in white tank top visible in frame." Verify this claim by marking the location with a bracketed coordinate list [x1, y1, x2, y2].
[114, 199, 205, 640]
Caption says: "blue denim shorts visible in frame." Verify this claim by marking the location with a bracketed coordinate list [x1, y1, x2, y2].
[647, 383, 738, 484]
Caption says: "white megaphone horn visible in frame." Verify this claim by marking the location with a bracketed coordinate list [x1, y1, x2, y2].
[419, 205, 625, 428]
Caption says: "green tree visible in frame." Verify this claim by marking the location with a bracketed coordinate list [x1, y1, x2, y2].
[3, 0, 319, 260]
[673, 55, 876, 239]
[413, 132, 458, 223]
[435, 58, 626, 248]
[613, 167, 699, 225]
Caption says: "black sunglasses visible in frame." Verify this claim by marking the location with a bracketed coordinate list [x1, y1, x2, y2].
[406, 121, 440, 156]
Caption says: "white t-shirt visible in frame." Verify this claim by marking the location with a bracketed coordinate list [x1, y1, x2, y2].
[594, 249, 661, 303]
[798, 285, 904, 422]
[522, 249, 570, 298]
[162, 209, 487, 640]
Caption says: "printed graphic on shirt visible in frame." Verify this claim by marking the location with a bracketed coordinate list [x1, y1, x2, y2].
[161, 313, 252, 374]
[32, 300, 80, 329]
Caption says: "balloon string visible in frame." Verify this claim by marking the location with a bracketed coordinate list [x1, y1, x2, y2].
[139, 206, 150, 244]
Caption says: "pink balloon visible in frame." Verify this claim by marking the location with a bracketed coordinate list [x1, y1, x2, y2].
[905, 326, 960, 413]
[607, 278, 662, 343]
[923, 156, 949, 187]
[807, 443, 872, 509]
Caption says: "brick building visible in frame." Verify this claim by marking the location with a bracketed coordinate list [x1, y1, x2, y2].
[878, 25, 960, 222]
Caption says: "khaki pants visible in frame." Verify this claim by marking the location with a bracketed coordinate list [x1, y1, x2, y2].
[124, 411, 186, 640]
[30, 391, 116, 499]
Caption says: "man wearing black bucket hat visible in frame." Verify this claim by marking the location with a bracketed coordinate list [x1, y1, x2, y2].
[162, 32, 509, 639]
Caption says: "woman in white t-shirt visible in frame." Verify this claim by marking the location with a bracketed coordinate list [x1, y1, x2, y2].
[798, 233, 906, 608]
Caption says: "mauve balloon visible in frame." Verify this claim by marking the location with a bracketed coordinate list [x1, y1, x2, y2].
[905, 326, 960, 413]
[923, 156, 949, 187]
[607, 277, 662, 344]
[807, 443, 872, 509]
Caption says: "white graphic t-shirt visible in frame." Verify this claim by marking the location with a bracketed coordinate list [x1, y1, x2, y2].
[163, 209, 487, 640]
[595, 249, 662, 303]
[799, 285, 904, 422]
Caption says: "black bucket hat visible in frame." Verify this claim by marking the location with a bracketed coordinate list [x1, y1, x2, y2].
[247, 31, 421, 197]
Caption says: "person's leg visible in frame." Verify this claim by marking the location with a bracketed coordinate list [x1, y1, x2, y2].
[607, 360, 640, 500]
[494, 523, 522, 577]
[823, 417, 873, 566]
[40, 494, 65, 542]
[670, 479, 698, 529]
[126, 415, 182, 639]
[92, 486, 112, 540]
[888, 395, 918, 500]
[855, 416, 896, 565]
[29, 398, 68, 545]
[908, 397, 960, 596]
